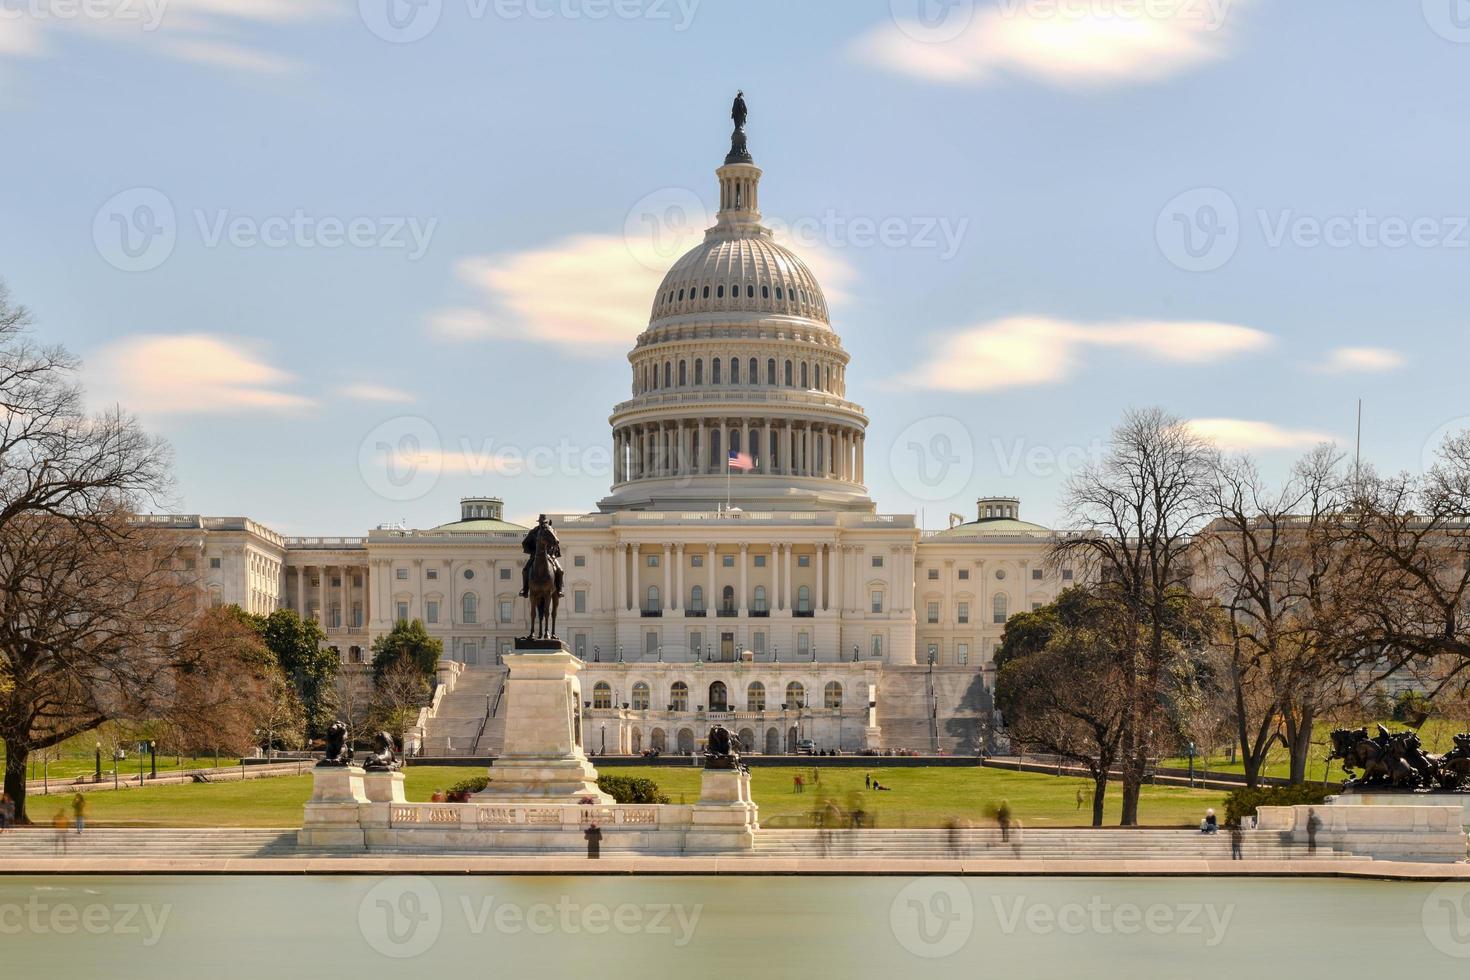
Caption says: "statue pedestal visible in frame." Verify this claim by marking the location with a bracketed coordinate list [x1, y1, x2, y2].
[686, 767, 758, 851]
[299, 766, 369, 849]
[363, 770, 406, 804]
[476, 640, 613, 804]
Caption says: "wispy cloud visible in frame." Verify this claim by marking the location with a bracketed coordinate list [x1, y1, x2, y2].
[7, 0, 342, 76]
[851, 0, 1248, 89]
[89, 334, 313, 415]
[1187, 418, 1335, 451]
[1314, 346, 1406, 374]
[896, 315, 1273, 392]
[335, 383, 414, 404]
[429, 229, 855, 354]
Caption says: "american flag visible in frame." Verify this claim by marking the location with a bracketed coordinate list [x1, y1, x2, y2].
[728, 450, 754, 471]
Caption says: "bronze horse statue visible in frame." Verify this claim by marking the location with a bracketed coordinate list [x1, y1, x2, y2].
[524, 532, 560, 641]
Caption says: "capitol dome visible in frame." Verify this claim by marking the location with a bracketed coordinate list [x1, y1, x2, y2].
[599, 98, 871, 514]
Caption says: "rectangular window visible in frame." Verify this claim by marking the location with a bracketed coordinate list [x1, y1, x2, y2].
[1063, 569, 1074, 581]
[871, 635, 883, 659]
[395, 601, 409, 622]
[574, 555, 586, 567]
[426, 601, 439, 624]
[958, 568, 969, 580]
[927, 601, 939, 624]
[395, 568, 407, 580]
[927, 569, 938, 581]
[871, 555, 883, 568]
[647, 555, 660, 567]
[500, 568, 511, 580]
[574, 590, 587, 613]
[331, 576, 342, 588]
[1032, 568, 1043, 581]
[722, 555, 734, 568]
[645, 632, 658, 655]
[957, 642, 969, 666]
[797, 632, 811, 658]
[499, 601, 512, 623]
[427, 569, 438, 580]
[753, 632, 765, 656]
[798, 555, 810, 568]
[689, 633, 702, 658]
[957, 602, 970, 625]
[691, 554, 704, 567]
[183, 558, 196, 570]
[754, 554, 767, 568]
[462, 641, 477, 664]
[871, 591, 883, 613]
[210, 557, 221, 569]
[499, 639, 511, 656]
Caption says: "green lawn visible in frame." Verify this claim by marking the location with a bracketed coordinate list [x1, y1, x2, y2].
[12, 764, 1229, 829]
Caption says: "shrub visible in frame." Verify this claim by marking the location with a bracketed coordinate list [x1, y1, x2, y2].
[597, 775, 669, 805]
[1223, 784, 1333, 828]
[1392, 690, 1432, 725]
[446, 776, 489, 802]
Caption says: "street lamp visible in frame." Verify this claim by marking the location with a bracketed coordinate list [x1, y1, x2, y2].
[94, 741, 102, 782]
[594, 645, 600, 663]
[852, 644, 859, 663]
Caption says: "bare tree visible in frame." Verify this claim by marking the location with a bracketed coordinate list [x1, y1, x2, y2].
[1054, 408, 1218, 824]
[370, 660, 431, 745]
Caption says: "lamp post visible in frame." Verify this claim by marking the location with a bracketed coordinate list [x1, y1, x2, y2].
[852, 644, 859, 663]
[150, 741, 157, 779]
[594, 645, 600, 663]
[94, 741, 102, 782]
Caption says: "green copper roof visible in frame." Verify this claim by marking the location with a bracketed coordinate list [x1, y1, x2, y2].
[931, 517, 1054, 538]
[430, 517, 528, 534]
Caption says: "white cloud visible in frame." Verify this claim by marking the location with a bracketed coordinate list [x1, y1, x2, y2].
[89, 334, 313, 415]
[430, 229, 855, 354]
[1187, 418, 1335, 451]
[1315, 346, 1406, 374]
[897, 315, 1273, 391]
[851, 0, 1247, 89]
[335, 383, 414, 404]
[8, 0, 342, 76]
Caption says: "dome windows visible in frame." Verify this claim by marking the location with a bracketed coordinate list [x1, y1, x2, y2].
[761, 285, 769, 299]
[716, 285, 725, 299]
[702, 286, 710, 299]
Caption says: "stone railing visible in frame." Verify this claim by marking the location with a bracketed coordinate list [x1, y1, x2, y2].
[388, 803, 681, 830]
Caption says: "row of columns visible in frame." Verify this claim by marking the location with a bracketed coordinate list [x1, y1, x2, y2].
[613, 419, 865, 484]
[290, 564, 366, 630]
[612, 542, 841, 614]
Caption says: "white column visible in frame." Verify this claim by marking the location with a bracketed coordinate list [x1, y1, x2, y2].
[707, 544, 716, 609]
[674, 544, 684, 611]
[612, 544, 623, 615]
[784, 544, 794, 609]
[625, 543, 635, 611]
[295, 566, 305, 616]
[816, 545, 826, 611]
[698, 420, 708, 474]
[738, 544, 749, 614]
[662, 544, 672, 611]
[774, 543, 784, 611]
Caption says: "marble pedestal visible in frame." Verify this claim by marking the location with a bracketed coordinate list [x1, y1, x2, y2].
[687, 767, 759, 851]
[476, 640, 613, 805]
[298, 766, 369, 849]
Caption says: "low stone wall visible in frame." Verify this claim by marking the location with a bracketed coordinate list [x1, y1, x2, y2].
[1256, 804, 1467, 864]
[1332, 791, 1470, 830]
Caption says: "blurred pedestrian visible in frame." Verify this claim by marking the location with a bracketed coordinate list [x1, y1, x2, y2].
[996, 799, 1013, 843]
[1230, 823, 1244, 860]
[0, 792, 13, 834]
[72, 792, 88, 835]
[51, 809, 68, 856]
[865, 772, 872, 790]
[1306, 808, 1322, 855]
[584, 822, 602, 860]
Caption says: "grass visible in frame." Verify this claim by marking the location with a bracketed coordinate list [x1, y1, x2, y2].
[10, 764, 1229, 829]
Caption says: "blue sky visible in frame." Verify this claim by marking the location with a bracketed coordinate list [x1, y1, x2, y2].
[2, 0, 1467, 534]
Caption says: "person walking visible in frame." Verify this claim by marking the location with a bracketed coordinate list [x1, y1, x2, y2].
[1230, 822, 1244, 860]
[996, 799, 1013, 844]
[865, 772, 872, 790]
[1306, 808, 1322, 855]
[0, 792, 13, 834]
[584, 822, 602, 860]
[51, 809, 69, 856]
[1075, 787, 1085, 811]
[72, 792, 88, 835]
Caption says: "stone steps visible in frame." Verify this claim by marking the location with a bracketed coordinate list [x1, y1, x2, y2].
[0, 829, 300, 858]
[750, 829, 1359, 860]
[422, 667, 508, 754]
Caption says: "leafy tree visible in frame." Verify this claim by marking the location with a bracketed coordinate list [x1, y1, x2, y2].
[239, 608, 337, 740]
[371, 618, 442, 684]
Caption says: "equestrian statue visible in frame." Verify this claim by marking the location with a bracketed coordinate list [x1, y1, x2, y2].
[520, 514, 564, 642]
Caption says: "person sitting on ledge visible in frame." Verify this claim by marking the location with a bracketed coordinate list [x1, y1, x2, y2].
[1201, 808, 1219, 834]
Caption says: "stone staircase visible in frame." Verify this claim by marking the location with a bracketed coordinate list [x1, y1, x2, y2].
[420, 666, 508, 756]
[750, 828, 1360, 861]
[0, 828, 299, 859]
[876, 667, 992, 754]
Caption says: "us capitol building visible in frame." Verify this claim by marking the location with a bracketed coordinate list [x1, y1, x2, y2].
[150, 109, 1073, 756]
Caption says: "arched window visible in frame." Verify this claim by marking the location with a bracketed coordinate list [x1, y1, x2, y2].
[670, 682, 689, 712]
[746, 284, 754, 298]
[776, 286, 784, 300]
[749, 357, 758, 383]
[677, 288, 685, 301]
[993, 593, 1009, 624]
[767, 358, 776, 385]
[702, 285, 709, 299]
[761, 285, 769, 299]
[709, 681, 729, 711]
[797, 585, 811, 613]
[462, 593, 477, 624]
[664, 362, 672, 388]
[730, 358, 740, 384]
[747, 682, 766, 711]
[825, 681, 843, 709]
[632, 682, 651, 710]
[800, 362, 809, 388]
[593, 682, 612, 709]
[678, 360, 687, 386]
[645, 585, 661, 612]
[695, 359, 704, 385]
[690, 584, 705, 612]
[721, 585, 735, 614]
[651, 728, 667, 752]
[784, 360, 793, 386]
[753, 585, 767, 612]
[712, 359, 722, 384]
[785, 682, 805, 709]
